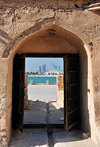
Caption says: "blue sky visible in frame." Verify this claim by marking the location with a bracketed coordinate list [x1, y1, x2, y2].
[25, 57, 64, 72]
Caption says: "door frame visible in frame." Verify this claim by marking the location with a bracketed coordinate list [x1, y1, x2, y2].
[12, 53, 81, 131]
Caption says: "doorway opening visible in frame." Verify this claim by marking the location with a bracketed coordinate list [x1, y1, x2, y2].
[11, 53, 81, 132]
[24, 57, 64, 127]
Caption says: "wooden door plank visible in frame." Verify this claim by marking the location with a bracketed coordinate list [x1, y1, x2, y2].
[64, 55, 69, 132]
[64, 54, 80, 131]
[12, 54, 25, 132]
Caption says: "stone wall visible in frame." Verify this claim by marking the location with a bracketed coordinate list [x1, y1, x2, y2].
[0, 0, 100, 10]
[0, 1, 100, 146]
[57, 76, 64, 108]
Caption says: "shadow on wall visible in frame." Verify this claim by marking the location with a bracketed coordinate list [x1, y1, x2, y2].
[80, 52, 91, 135]
[93, 10, 100, 16]
[0, 29, 12, 45]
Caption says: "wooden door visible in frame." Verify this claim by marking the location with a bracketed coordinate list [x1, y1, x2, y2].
[12, 54, 25, 132]
[64, 54, 80, 131]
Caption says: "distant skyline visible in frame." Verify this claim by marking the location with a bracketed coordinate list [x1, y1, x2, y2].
[25, 58, 64, 72]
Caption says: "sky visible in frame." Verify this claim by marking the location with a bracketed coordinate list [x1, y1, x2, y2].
[25, 57, 64, 72]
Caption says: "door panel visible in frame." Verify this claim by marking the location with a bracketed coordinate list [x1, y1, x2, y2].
[64, 54, 80, 131]
[12, 54, 25, 132]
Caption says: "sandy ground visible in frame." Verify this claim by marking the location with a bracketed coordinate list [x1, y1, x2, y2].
[9, 129, 98, 147]
[53, 130, 98, 147]
[28, 85, 57, 102]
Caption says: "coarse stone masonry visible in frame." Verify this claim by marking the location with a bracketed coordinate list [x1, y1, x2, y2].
[0, 0, 100, 10]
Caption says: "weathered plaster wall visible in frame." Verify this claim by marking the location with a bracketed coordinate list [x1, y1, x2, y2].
[0, 1, 100, 146]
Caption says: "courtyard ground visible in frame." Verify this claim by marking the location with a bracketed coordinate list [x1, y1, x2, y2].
[24, 100, 64, 124]
[28, 85, 57, 102]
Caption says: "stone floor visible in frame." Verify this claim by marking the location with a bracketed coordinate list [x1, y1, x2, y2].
[24, 101, 64, 124]
[24, 101, 47, 124]
[9, 129, 98, 147]
[9, 129, 48, 147]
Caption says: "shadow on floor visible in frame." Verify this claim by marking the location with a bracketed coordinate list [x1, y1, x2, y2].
[9, 128, 85, 147]
[24, 100, 64, 125]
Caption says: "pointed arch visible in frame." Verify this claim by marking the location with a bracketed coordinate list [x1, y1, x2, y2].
[5, 18, 96, 143]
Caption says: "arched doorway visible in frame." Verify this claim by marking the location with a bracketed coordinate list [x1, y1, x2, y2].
[4, 23, 96, 143]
